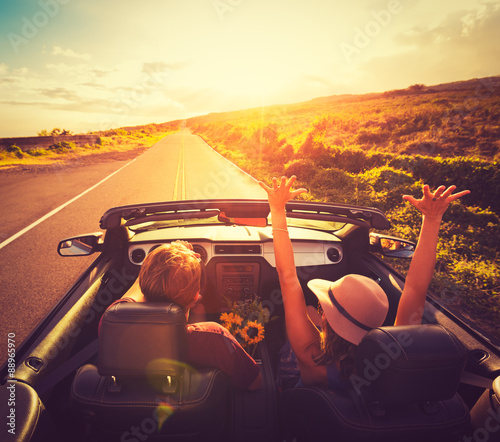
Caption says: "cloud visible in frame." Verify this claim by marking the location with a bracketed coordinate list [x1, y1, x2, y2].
[0, 64, 29, 78]
[0, 99, 52, 107]
[13, 67, 29, 76]
[2, 76, 186, 119]
[51, 46, 91, 61]
[38, 87, 80, 102]
[140, 61, 188, 87]
[0, 64, 31, 87]
[31, 60, 181, 120]
[90, 68, 113, 78]
[358, 3, 500, 89]
[80, 81, 105, 89]
[142, 62, 169, 73]
[44, 63, 109, 83]
[398, 2, 500, 48]
[45, 62, 82, 75]
[0, 95, 120, 115]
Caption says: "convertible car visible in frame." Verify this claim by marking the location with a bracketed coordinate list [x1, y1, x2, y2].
[1, 198, 499, 442]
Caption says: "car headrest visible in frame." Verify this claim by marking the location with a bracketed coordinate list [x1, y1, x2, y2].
[98, 302, 187, 378]
[354, 324, 467, 403]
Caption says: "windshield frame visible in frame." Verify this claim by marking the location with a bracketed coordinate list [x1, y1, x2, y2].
[100, 199, 390, 232]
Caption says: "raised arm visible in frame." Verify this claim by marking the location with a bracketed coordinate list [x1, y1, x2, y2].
[259, 176, 327, 384]
[394, 184, 470, 326]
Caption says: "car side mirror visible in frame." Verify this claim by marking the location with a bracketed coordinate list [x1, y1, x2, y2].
[369, 232, 415, 259]
[58, 232, 103, 256]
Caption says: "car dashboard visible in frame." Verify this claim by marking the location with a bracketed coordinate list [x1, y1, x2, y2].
[126, 225, 345, 311]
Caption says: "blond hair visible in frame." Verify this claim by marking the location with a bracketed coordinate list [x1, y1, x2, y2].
[315, 317, 357, 380]
[139, 242, 201, 308]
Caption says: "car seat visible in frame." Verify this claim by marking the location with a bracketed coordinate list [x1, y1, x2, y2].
[469, 374, 500, 442]
[70, 302, 230, 442]
[281, 324, 470, 442]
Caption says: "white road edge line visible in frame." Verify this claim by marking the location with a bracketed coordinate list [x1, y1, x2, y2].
[0, 158, 138, 251]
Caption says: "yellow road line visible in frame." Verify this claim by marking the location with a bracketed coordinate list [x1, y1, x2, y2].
[173, 133, 186, 200]
[181, 133, 186, 200]
[181, 135, 186, 200]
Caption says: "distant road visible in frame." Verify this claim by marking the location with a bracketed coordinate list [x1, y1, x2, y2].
[0, 129, 266, 365]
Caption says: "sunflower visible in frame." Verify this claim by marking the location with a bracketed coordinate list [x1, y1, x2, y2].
[220, 312, 243, 330]
[240, 320, 265, 346]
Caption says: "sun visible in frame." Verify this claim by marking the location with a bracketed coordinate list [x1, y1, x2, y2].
[209, 54, 288, 104]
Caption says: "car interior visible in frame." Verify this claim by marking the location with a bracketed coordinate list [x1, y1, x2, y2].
[2, 199, 499, 442]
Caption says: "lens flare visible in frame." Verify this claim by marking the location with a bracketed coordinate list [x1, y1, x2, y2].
[155, 402, 175, 431]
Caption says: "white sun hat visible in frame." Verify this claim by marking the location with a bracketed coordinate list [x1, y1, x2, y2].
[307, 274, 389, 345]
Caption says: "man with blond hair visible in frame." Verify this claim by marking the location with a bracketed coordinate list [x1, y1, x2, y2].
[99, 240, 262, 390]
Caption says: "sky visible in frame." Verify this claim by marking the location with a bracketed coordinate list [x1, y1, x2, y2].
[0, 0, 499, 137]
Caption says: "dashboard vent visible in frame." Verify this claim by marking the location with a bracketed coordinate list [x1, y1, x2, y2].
[326, 247, 343, 264]
[214, 244, 261, 255]
[131, 248, 146, 264]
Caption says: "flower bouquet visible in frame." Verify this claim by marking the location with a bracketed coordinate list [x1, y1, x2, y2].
[220, 297, 271, 355]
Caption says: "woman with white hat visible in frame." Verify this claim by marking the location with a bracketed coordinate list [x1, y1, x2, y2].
[259, 176, 469, 388]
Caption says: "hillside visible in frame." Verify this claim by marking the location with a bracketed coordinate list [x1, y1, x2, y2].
[186, 76, 500, 345]
[188, 76, 500, 160]
[0, 122, 181, 169]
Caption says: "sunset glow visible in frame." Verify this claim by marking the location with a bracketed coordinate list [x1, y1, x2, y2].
[0, 0, 498, 136]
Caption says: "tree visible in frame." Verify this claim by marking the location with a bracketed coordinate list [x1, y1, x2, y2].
[39, 128, 74, 136]
[408, 84, 425, 94]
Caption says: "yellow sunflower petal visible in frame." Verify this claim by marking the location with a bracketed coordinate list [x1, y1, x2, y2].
[240, 321, 265, 345]
[231, 313, 243, 325]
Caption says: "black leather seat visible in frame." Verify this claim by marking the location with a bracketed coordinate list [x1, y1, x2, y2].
[0, 381, 61, 442]
[470, 375, 500, 441]
[71, 302, 230, 442]
[281, 324, 470, 442]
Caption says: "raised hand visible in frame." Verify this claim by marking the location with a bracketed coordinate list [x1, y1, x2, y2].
[258, 176, 307, 210]
[403, 184, 470, 221]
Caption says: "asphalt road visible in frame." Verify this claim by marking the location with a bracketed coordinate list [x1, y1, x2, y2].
[0, 129, 266, 365]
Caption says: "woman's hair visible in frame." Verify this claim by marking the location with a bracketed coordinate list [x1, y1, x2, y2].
[139, 242, 202, 308]
[316, 315, 357, 380]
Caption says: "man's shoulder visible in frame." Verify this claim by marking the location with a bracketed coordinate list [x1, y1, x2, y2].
[187, 322, 239, 356]
[188, 321, 230, 336]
